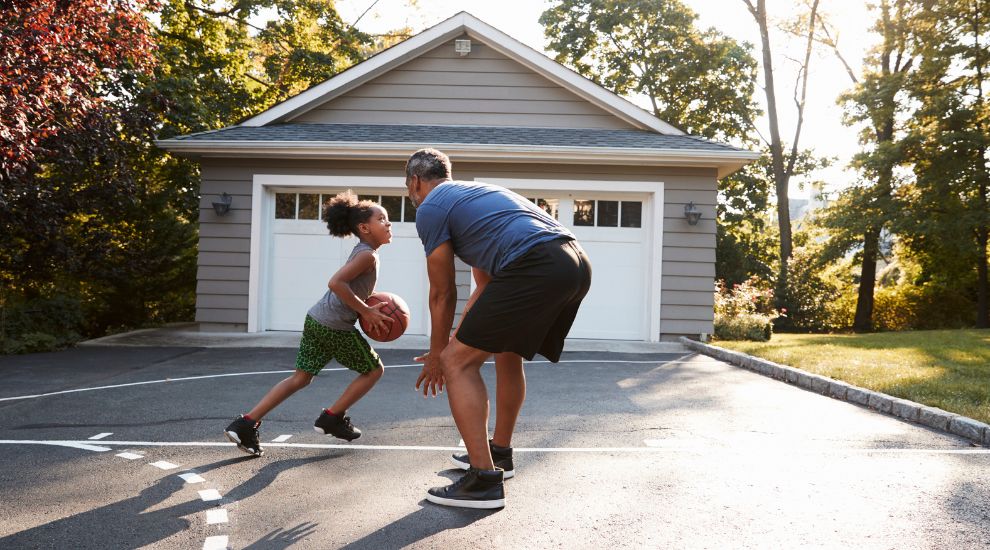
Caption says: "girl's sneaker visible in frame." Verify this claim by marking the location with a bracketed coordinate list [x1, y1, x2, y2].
[313, 410, 361, 441]
[224, 415, 264, 457]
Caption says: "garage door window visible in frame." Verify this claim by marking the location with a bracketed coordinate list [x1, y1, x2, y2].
[528, 198, 559, 220]
[574, 199, 642, 228]
[276, 192, 417, 222]
[358, 194, 417, 223]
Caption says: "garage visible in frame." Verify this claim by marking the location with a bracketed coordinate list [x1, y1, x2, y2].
[159, 12, 758, 341]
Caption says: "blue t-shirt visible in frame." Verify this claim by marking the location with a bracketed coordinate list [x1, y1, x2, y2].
[415, 181, 575, 275]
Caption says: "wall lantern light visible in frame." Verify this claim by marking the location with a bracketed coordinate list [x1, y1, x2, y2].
[212, 192, 232, 216]
[684, 201, 702, 225]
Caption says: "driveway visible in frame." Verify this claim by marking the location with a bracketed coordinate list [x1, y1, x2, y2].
[0, 343, 987, 549]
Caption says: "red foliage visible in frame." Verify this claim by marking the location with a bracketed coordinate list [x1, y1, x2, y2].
[0, 0, 157, 178]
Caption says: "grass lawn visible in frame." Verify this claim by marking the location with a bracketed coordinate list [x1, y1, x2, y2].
[715, 329, 990, 425]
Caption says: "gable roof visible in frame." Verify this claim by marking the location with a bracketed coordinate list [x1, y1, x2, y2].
[239, 11, 682, 135]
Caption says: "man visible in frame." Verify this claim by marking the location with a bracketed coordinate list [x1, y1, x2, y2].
[405, 148, 592, 509]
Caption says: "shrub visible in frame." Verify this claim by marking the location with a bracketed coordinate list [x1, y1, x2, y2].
[714, 277, 779, 341]
[0, 294, 85, 354]
[715, 313, 774, 341]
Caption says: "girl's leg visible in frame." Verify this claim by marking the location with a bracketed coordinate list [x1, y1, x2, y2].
[247, 369, 315, 420]
[328, 365, 383, 413]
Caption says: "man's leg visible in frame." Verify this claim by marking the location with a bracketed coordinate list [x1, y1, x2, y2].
[492, 352, 525, 448]
[440, 338, 497, 470]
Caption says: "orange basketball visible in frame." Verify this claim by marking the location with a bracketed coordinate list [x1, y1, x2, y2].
[359, 291, 410, 342]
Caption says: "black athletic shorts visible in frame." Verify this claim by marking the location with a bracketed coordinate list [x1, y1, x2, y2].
[456, 238, 592, 362]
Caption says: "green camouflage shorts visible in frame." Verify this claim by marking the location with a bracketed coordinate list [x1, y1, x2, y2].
[295, 315, 382, 375]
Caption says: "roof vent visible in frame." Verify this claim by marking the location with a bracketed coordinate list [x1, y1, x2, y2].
[454, 39, 471, 56]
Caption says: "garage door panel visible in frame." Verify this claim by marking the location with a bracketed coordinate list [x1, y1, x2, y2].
[270, 234, 343, 330]
[568, 242, 644, 339]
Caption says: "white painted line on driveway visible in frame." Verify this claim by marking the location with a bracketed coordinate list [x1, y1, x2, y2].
[150, 460, 178, 470]
[202, 534, 229, 549]
[116, 452, 143, 460]
[42, 441, 112, 452]
[206, 509, 229, 525]
[179, 472, 206, 484]
[2, 439, 988, 455]
[0, 360, 682, 402]
[199, 489, 222, 502]
[272, 434, 292, 442]
[457, 439, 464, 447]
[88, 433, 113, 440]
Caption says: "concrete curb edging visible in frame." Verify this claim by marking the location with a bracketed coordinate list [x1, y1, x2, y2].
[679, 337, 990, 448]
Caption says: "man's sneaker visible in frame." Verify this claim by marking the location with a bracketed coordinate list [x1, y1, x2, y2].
[451, 440, 514, 478]
[426, 467, 505, 509]
[224, 415, 264, 457]
[313, 410, 361, 441]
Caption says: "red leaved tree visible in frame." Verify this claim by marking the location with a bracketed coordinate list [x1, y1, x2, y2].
[0, 0, 157, 179]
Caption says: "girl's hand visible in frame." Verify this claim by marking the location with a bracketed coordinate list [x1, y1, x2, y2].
[360, 302, 393, 336]
[414, 351, 445, 397]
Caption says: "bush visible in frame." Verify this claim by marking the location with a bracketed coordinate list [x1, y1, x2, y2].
[715, 313, 774, 341]
[0, 294, 85, 354]
[714, 277, 779, 341]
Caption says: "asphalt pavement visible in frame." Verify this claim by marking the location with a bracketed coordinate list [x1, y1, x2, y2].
[0, 343, 987, 549]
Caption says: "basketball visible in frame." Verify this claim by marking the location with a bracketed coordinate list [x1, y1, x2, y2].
[359, 291, 410, 342]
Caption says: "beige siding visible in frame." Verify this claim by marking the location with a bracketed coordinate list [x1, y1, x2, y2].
[195, 159, 717, 338]
[291, 37, 636, 129]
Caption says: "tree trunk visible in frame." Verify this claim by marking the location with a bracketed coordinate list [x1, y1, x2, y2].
[748, 0, 792, 306]
[977, 147, 989, 328]
[854, 226, 881, 332]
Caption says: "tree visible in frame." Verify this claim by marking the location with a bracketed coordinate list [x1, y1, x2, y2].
[540, 0, 774, 287]
[816, 0, 920, 332]
[0, 0, 157, 179]
[901, 0, 990, 328]
[741, 0, 821, 309]
[540, 0, 760, 143]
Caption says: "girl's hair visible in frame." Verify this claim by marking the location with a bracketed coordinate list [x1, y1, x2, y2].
[322, 191, 377, 237]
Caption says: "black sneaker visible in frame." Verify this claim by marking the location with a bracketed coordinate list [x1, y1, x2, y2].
[313, 410, 361, 441]
[224, 415, 264, 457]
[426, 467, 505, 509]
[451, 440, 514, 479]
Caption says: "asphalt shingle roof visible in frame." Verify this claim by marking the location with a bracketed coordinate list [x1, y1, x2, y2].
[169, 124, 744, 153]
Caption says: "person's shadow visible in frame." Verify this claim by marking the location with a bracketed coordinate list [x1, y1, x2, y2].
[336, 469, 501, 550]
[0, 454, 338, 549]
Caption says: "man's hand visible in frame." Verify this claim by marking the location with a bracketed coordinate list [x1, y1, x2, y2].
[414, 351, 445, 397]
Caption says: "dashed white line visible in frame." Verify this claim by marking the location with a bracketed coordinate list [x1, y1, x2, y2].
[88, 433, 113, 440]
[272, 434, 292, 442]
[206, 509, 229, 525]
[179, 472, 206, 484]
[199, 489, 222, 502]
[150, 460, 178, 470]
[116, 452, 143, 460]
[202, 535, 229, 549]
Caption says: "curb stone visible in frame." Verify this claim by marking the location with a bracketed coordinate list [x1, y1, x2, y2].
[680, 337, 990, 448]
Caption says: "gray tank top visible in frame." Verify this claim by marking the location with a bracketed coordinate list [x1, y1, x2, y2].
[307, 241, 378, 330]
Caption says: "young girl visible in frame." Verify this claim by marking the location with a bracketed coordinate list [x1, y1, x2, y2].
[224, 191, 394, 456]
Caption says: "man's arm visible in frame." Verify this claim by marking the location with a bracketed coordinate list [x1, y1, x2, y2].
[417, 240, 456, 396]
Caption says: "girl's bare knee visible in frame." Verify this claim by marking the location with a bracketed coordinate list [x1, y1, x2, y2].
[291, 370, 314, 388]
[365, 365, 384, 381]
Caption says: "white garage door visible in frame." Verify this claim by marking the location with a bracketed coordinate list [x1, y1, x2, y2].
[265, 188, 649, 341]
[267, 190, 428, 334]
[524, 195, 648, 340]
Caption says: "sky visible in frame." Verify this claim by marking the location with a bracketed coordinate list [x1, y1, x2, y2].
[332, 0, 882, 200]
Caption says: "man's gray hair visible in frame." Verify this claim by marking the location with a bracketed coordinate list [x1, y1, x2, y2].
[405, 148, 452, 181]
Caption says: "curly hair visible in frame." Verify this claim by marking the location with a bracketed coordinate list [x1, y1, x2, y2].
[322, 191, 377, 237]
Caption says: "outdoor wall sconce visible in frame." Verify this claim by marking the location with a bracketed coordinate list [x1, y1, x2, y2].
[684, 201, 702, 225]
[212, 192, 232, 216]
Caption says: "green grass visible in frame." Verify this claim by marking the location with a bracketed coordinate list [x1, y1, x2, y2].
[716, 330, 990, 425]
